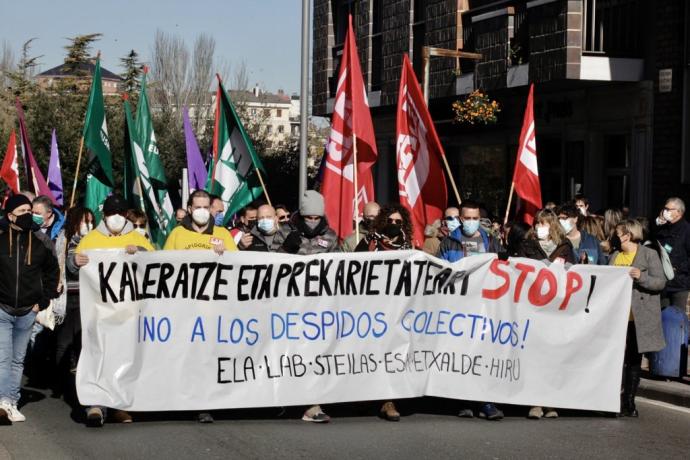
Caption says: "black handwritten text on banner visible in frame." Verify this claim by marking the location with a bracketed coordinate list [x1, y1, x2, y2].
[77, 250, 631, 412]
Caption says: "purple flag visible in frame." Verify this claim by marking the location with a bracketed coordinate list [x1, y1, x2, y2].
[183, 107, 207, 192]
[15, 98, 57, 205]
[47, 129, 64, 206]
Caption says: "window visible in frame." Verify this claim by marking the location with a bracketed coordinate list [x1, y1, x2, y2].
[267, 125, 273, 134]
[278, 125, 285, 134]
[603, 134, 631, 208]
[412, 0, 426, 78]
[264, 109, 271, 117]
[277, 109, 282, 117]
[370, 0, 383, 91]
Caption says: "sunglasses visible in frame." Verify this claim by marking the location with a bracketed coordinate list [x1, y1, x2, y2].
[388, 218, 403, 225]
[444, 216, 458, 221]
[132, 223, 146, 229]
[278, 215, 290, 221]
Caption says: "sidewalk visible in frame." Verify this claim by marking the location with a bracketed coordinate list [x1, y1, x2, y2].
[639, 373, 690, 408]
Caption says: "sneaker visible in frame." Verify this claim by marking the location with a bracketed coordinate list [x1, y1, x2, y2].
[528, 406, 544, 419]
[457, 408, 474, 418]
[302, 405, 331, 423]
[197, 412, 214, 423]
[86, 407, 105, 428]
[111, 409, 133, 423]
[544, 408, 558, 418]
[478, 403, 503, 421]
[379, 401, 400, 422]
[0, 402, 11, 426]
[5, 403, 25, 422]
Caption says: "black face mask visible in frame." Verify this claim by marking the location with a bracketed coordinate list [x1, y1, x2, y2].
[247, 220, 257, 230]
[362, 218, 375, 231]
[382, 223, 403, 240]
[610, 235, 622, 252]
[13, 213, 33, 231]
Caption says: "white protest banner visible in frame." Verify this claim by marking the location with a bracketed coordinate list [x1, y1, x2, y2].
[77, 250, 632, 412]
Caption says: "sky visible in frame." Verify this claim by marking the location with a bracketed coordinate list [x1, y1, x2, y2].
[1, 0, 306, 94]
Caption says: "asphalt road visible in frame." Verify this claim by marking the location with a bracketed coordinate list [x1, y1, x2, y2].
[1, 391, 689, 459]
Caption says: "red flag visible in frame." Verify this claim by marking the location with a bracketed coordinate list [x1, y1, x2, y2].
[396, 54, 447, 248]
[15, 99, 57, 204]
[321, 15, 378, 240]
[511, 84, 541, 225]
[1, 130, 21, 194]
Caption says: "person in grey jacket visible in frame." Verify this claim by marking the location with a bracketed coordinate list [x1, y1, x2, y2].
[609, 219, 666, 417]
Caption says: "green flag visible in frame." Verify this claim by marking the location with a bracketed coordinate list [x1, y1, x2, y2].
[135, 71, 175, 244]
[210, 76, 266, 223]
[83, 57, 113, 222]
[124, 97, 168, 248]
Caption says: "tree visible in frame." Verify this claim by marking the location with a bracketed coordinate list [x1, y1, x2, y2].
[120, 49, 142, 94]
[63, 33, 102, 74]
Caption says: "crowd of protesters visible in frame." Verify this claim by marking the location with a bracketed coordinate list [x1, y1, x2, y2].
[0, 188, 687, 427]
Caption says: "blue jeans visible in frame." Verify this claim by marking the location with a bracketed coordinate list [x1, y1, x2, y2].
[0, 308, 37, 403]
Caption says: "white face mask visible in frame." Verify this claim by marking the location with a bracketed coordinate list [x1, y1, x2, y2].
[578, 207, 587, 216]
[192, 208, 211, 226]
[135, 228, 147, 237]
[559, 218, 574, 235]
[79, 222, 93, 236]
[105, 214, 127, 234]
[662, 210, 674, 222]
[536, 225, 550, 241]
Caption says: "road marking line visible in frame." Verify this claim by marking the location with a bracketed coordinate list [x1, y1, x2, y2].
[636, 397, 690, 415]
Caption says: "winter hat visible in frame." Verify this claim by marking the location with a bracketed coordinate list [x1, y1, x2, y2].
[4, 194, 32, 214]
[102, 194, 129, 215]
[300, 190, 325, 217]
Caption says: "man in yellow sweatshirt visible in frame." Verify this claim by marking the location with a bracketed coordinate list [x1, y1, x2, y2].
[72, 194, 153, 427]
[164, 190, 237, 254]
[164, 190, 236, 422]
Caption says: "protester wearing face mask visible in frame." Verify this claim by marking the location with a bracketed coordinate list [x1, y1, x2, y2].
[210, 194, 225, 227]
[282, 190, 339, 257]
[71, 194, 154, 427]
[162, 190, 236, 424]
[574, 194, 590, 217]
[654, 197, 690, 315]
[275, 204, 290, 224]
[243, 204, 298, 252]
[56, 207, 95, 407]
[557, 203, 604, 264]
[353, 204, 411, 421]
[127, 209, 150, 240]
[230, 205, 258, 249]
[27, 196, 66, 388]
[31, 195, 65, 242]
[438, 201, 504, 421]
[0, 194, 59, 425]
[609, 219, 666, 417]
[438, 201, 502, 261]
[341, 201, 380, 252]
[164, 190, 237, 255]
[280, 190, 337, 424]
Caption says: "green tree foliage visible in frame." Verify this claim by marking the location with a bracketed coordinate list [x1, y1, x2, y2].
[120, 50, 142, 95]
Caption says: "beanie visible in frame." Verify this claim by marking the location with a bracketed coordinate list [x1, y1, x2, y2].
[300, 190, 325, 217]
[4, 194, 32, 214]
[102, 194, 129, 215]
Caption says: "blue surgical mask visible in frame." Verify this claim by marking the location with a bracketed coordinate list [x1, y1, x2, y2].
[461, 219, 480, 237]
[214, 213, 225, 226]
[446, 217, 461, 233]
[257, 218, 275, 234]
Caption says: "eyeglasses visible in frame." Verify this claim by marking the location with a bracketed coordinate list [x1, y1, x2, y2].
[444, 216, 459, 221]
[388, 218, 403, 225]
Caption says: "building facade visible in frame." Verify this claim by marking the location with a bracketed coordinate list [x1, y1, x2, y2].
[313, 0, 690, 217]
[36, 61, 123, 96]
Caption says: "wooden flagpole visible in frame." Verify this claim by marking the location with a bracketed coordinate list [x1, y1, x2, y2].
[503, 181, 515, 225]
[68, 137, 85, 208]
[353, 133, 359, 244]
[255, 167, 272, 207]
